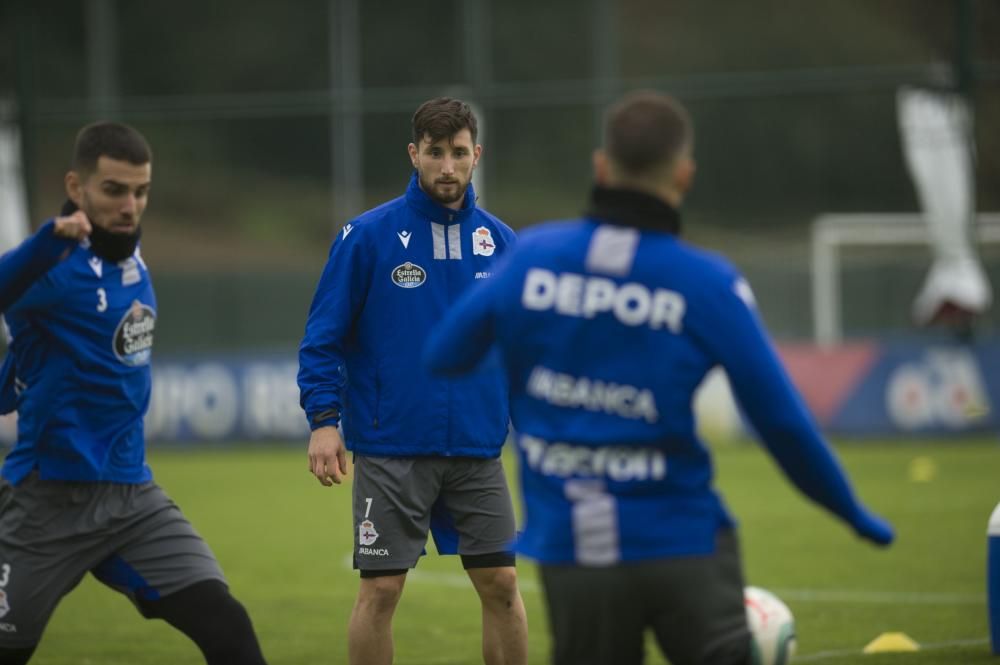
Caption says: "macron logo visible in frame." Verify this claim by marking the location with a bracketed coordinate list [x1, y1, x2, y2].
[397, 230, 411, 248]
[342, 224, 354, 239]
[88, 256, 103, 278]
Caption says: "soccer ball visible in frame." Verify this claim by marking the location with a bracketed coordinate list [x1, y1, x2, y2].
[745, 586, 797, 665]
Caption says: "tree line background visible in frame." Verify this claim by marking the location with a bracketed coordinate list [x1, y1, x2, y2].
[1, 0, 998, 347]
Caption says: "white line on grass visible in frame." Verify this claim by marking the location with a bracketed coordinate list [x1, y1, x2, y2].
[339, 554, 988, 661]
[339, 554, 984, 605]
[339, 553, 542, 591]
[771, 588, 984, 605]
[413, 568, 541, 592]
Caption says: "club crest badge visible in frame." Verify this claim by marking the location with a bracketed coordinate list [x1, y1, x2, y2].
[472, 226, 496, 256]
[359, 519, 379, 546]
[391, 262, 427, 288]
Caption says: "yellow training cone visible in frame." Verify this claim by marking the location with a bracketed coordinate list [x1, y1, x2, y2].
[863, 632, 921, 654]
[908, 457, 937, 483]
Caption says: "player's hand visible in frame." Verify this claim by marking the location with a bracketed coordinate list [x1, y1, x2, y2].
[308, 425, 348, 487]
[853, 508, 895, 546]
[53, 210, 92, 240]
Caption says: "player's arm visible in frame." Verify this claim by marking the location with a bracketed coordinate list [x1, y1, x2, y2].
[424, 261, 510, 377]
[0, 213, 91, 312]
[690, 274, 894, 546]
[297, 226, 370, 485]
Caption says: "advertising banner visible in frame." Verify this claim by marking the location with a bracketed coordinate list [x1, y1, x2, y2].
[1, 342, 996, 445]
[144, 356, 309, 442]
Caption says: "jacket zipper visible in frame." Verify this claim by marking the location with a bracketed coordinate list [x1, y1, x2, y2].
[373, 366, 380, 429]
[445, 215, 453, 454]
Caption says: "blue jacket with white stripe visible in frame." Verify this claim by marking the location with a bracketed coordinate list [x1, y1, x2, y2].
[298, 172, 516, 457]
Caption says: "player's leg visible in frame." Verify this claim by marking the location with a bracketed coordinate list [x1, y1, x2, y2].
[644, 528, 752, 665]
[348, 570, 406, 665]
[349, 455, 440, 665]
[0, 646, 34, 665]
[91, 482, 266, 665]
[465, 561, 528, 665]
[132, 579, 265, 665]
[539, 564, 645, 665]
[0, 476, 107, 664]
[442, 458, 527, 665]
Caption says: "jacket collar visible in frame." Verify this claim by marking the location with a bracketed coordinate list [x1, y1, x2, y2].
[404, 171, 477, 224]
[585, 185, 682, 235]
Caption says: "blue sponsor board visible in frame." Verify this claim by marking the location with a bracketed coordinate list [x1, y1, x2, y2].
[145, 355, 310, 443]
[828, 341, 999, 436]
[146, 342, 999, 442]
[2, 343, 997, 445]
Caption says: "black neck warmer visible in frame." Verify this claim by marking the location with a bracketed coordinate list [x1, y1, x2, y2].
[61, 200, 141, 263]
[584, 186, 682, 235]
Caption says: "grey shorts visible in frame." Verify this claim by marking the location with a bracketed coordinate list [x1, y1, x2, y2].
[352, 455, 517, 571]
[540, 529, 751, 665]
[0, 473, 226, 647]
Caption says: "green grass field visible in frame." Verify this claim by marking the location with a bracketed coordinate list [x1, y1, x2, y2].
[31, 437, 1000, 664]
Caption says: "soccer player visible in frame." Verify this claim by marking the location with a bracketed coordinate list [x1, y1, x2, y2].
[424, 91, 895, 665]
[0, 122, 268, 665]
[298, 98, 528, 665]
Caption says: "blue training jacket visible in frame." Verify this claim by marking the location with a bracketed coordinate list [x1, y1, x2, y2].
[1, 220, 156, 485]
[425, 186, 893, 564]
[298, 172, 516, 457]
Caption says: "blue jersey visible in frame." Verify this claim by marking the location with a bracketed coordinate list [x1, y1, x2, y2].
[426, 187, 891, 564]
[298, 172, 516, 458]
[1, 221, 156, 485]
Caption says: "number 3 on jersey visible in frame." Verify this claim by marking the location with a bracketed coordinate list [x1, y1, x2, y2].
[96, 288, 108, 312]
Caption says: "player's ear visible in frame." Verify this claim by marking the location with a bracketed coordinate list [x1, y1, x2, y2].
[593, 149, 610, 185]
[65, 170, 84, 206]
[473, 144, 482, 168]
[407, 143, 419, 169]
[673, 155, 696, 195]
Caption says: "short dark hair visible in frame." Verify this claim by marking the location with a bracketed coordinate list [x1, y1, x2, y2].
[604, 91, 692, 176]
[412, 97, 478, 146]
[72, 121, 152, 174]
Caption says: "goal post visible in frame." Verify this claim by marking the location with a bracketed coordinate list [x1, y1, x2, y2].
[810, 213, 1000, 345]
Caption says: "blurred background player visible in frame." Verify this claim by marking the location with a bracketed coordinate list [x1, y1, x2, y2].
[298, 97, 528, 665]
[0, 122, 268, 665]
[425, 90, 895, 665]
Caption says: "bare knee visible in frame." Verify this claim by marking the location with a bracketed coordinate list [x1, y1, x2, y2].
[469, 567, 520, 607]
[355, 575, 405, 619]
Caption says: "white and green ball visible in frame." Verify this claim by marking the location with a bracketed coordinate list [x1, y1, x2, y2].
[745, 586, 797, 665]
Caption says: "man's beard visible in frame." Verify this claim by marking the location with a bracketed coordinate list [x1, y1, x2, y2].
[89, 222, 141, 262]
[418, 171, 468, 206]
[62, 198, 142, 262]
